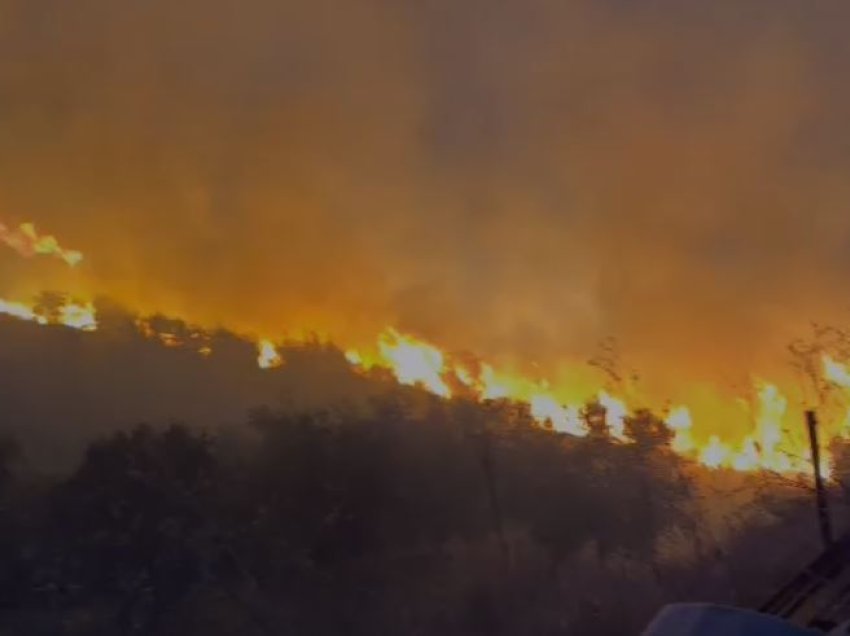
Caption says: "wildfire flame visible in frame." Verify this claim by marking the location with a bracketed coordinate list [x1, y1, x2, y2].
[598, 391, 628, 442]
[1, 284, 848, 478]
[824, 354, 850, 440]
[0, 299, 46, 324]
[344, 329, 843, 477]
[824, 355, 850, 388]
[700, 436, 730, 469]
[530, 395, 588, 437]
[57, 302, 97, 331]
[375, 328, 451, 397]
[0, 296, 95, 331]
[257, 339, 283, 369]
[0, 221, 83, 267]
[666, 406, 695, 453]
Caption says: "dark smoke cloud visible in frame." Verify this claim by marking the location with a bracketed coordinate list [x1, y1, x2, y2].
[2, 0, 850, 397]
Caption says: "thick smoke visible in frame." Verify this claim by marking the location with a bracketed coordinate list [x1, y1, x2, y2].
[1, 0, 850, 400]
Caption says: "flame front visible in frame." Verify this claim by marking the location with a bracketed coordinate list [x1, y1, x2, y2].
[58, 302, 97, 331]
[0, 221, 83, 267]
[530, 396, 588, 437]
[0, 299, 45, 324]
[339, 329, 844, 476]
[0, 296, 95, 331]
[0, 283, 846, 478]
[374, 329, 451, 397]
[347, 329, 850, 478]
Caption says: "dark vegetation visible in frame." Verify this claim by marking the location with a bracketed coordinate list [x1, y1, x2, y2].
[0, 297, 847, 634]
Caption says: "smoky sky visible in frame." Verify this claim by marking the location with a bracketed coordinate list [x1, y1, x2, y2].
[2, 0, 850, 394]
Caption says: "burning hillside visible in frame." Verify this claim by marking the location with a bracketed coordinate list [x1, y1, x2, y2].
[4, 1, 850, 484]
[8, 4, 850, 633]
[0, 218, 848, 477]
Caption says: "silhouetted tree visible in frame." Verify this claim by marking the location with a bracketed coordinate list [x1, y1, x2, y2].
[46, 424, 218, 632]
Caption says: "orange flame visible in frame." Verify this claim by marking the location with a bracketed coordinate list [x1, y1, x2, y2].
[57, 301, 97, 331]
[0, 217, 835, 477]
[530, 395, 588, 437]
[666, 406, 695, 453]
[0, 288, 842, 478]
[824, 355, 850, 388]
[700, 435, 730, 468]
[343, 330, 840, 476]
[375, 328, 451, 397]
[0, 299, 46, 324]
[598, 391, 628, 441]
[0, 296, 95, 330]
[257, 339, 283, 369]
[821, 355, 850, 447]
[0, 221, 83, 266]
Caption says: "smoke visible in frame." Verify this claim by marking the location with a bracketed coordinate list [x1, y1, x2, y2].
[1, 0, 850, 399]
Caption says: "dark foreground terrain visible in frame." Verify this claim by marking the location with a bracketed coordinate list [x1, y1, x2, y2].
[0, 301, 843, 634]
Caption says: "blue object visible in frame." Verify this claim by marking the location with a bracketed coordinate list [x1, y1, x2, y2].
[642, 603, 820, 635]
